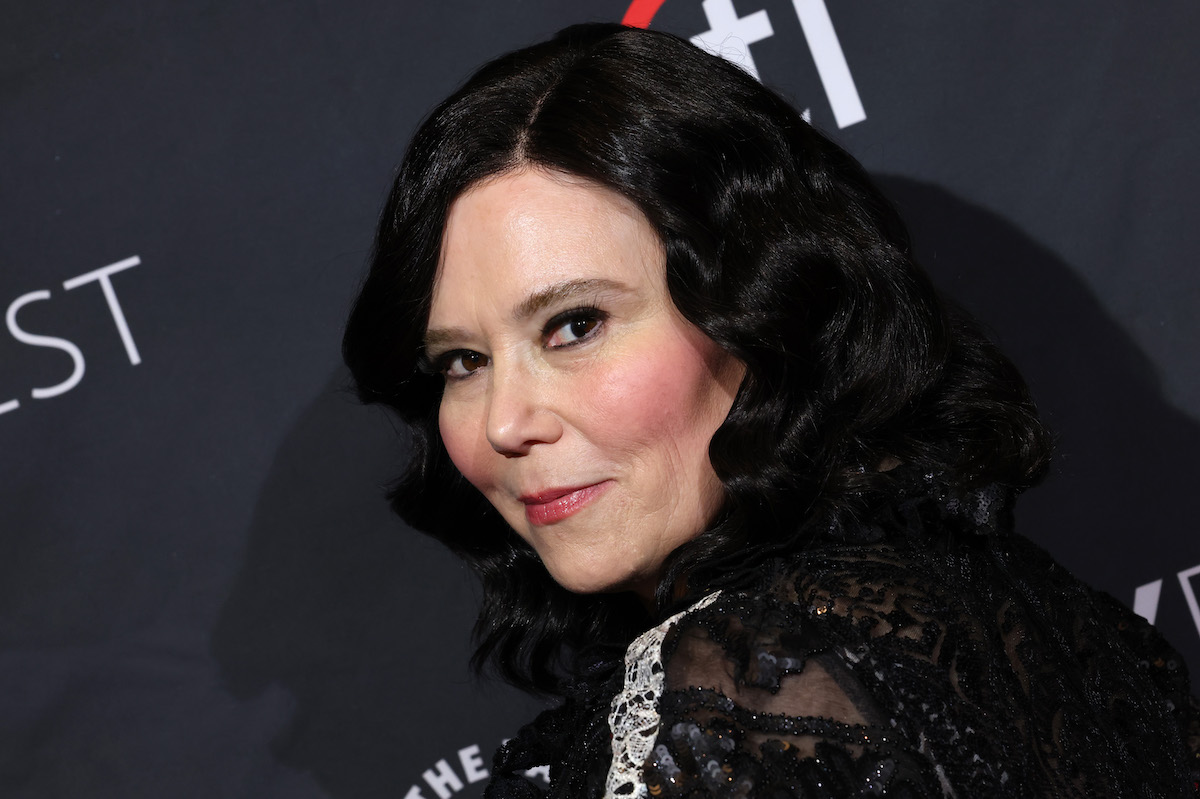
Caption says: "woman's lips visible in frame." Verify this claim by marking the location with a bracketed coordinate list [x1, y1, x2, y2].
[521, 481, 612, 526]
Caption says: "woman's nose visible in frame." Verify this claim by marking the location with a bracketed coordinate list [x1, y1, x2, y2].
[484, 362, 563, 457]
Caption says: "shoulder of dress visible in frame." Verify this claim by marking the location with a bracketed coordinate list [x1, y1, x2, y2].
[684, 543, 946, 620]
[659, 543, 985, 690]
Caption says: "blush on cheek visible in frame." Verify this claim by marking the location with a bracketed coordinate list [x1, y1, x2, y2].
[593, 335, 725, 433]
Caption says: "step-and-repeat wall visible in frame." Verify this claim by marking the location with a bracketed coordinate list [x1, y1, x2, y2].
[4, 2, 1198, 797]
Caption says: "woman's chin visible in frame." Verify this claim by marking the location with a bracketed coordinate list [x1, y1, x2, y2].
[550, 571, 625, 595]
[547, 566, 657, 602]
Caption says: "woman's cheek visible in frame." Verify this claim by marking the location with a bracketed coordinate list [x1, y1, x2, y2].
[439, 401, 486, 489]
[587, 352, 680, 434]
[593, 336, 719, 433]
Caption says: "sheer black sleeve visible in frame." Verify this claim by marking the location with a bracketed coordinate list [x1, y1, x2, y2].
[640, 542, 1199, 798]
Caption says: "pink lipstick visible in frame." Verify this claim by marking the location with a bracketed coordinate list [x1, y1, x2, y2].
[521, 481, 612, 526]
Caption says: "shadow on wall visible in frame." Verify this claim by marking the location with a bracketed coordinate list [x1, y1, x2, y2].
[209, 381, 545, 798]
[879, 176, 1200, 657]
[210, 178, 1200, 798]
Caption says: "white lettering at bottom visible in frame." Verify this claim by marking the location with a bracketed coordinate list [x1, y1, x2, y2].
[458, 744, 489, 783]
[423, 759, 464, 799]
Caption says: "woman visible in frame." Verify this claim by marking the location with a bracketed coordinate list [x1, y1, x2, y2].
[343, 23, 1199, 798]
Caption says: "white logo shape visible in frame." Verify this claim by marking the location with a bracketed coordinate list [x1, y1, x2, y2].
[1134, 562, 1200, 641]
[689, 0, 866, 128]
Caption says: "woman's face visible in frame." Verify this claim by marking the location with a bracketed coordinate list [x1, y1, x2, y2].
[426, 169, 743, 598]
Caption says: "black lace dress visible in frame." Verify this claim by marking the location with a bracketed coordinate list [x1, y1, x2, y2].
[487, 483, 1200, 798]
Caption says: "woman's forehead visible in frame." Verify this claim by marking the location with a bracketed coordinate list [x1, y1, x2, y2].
[428, 170, 666, 325]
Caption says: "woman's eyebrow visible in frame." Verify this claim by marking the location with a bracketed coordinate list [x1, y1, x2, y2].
[423, 278, 631, 352]
[512, 278, 629, 321]
[422, 326, 469, 354]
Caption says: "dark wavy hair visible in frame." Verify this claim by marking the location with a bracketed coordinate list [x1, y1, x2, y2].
[343, 23, 1052, 693]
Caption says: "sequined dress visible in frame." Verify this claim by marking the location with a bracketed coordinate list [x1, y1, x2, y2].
[486, 483, 1200, 798]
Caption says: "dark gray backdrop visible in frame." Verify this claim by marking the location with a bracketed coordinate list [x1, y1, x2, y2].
[3, 2, 1198, 797]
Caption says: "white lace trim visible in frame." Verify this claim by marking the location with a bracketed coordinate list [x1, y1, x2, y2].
[603, 590, 722, 799]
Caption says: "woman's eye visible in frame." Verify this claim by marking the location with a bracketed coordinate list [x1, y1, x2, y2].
[545, 310, 605, 348]
[443, 350, 488, 379]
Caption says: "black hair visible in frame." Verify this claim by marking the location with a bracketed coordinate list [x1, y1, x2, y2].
[342, 22, 1052, 693]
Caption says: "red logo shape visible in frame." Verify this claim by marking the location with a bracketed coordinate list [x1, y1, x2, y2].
[621, 0, 667, 27]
